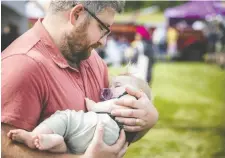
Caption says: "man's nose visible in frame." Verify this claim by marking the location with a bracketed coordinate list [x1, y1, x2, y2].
[98, 36, 107, 46]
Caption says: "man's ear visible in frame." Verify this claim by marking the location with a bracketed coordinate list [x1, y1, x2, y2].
[69, 4, 85, 26]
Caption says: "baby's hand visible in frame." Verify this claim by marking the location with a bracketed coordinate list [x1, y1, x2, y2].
[85, 98, 115, 113]
[85, 95, 135, 113]
[85, 98, 97, 110]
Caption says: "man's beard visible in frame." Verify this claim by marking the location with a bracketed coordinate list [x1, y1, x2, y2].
[60, 20, 99, 67]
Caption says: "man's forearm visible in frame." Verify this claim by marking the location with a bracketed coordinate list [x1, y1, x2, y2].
[2, 123, 82, 158]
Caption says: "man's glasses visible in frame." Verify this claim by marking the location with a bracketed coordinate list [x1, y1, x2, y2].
[72, 4, 111, 39]
[84, 7, 111, 38]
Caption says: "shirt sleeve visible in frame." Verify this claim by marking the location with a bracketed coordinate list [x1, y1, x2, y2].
[1, 54, 48, 131]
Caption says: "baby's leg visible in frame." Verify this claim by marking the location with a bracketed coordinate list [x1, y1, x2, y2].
[98, 114, 120, 145]
[32, 123, 53, 134]
[34, 134, 67, 153]
[7, 123, 53, 149]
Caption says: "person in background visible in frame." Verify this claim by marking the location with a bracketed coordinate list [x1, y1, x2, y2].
[117, 36, 130, 65]
[152, 26, 167, 55]
[167, 26, 179, 57]
[129, 26, 155, 84]
[104, 35, 122, 67]
[218, 22, 225, 52]
[207, 21, 219, 53]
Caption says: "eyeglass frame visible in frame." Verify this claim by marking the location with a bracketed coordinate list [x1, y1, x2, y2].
[72, 4, 111, 39]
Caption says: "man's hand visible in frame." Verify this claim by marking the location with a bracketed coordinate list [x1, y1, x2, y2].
[111, 87, 159, 132]
[83, 121, 128, 158]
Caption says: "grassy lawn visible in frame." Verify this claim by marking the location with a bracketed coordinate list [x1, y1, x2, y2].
[109, 62, 225, 158]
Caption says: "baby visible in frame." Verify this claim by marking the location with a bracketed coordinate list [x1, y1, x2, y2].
[7, 75, 152, 154]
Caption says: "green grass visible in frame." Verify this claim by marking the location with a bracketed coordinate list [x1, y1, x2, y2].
[109, 62, 225, 158]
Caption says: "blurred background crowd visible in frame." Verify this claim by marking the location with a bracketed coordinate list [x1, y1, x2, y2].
[2, 1, 225, 82]
[1, 1, 225, 158]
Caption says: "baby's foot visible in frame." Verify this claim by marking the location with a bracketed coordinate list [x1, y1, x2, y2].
[34, 134, 64, 151]
[7, 129, 36, 149]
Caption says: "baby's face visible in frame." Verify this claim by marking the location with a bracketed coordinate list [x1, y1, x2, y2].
[110, 76, 137, 98]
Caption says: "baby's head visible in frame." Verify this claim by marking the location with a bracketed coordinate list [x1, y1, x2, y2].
[101, 75, 152, 101]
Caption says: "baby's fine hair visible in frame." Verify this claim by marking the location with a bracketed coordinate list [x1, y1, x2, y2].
[119, 74, 152, 101]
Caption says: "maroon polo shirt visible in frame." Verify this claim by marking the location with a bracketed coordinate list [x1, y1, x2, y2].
[1, 20, 109, 131]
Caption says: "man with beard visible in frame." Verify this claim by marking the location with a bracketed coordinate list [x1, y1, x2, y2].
[1, 1, 159, 158]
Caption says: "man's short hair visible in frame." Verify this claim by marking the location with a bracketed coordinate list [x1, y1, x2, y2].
[49, 0, 125, 14]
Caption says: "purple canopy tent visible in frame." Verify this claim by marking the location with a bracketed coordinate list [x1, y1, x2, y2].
[164, 1, 225, 25]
